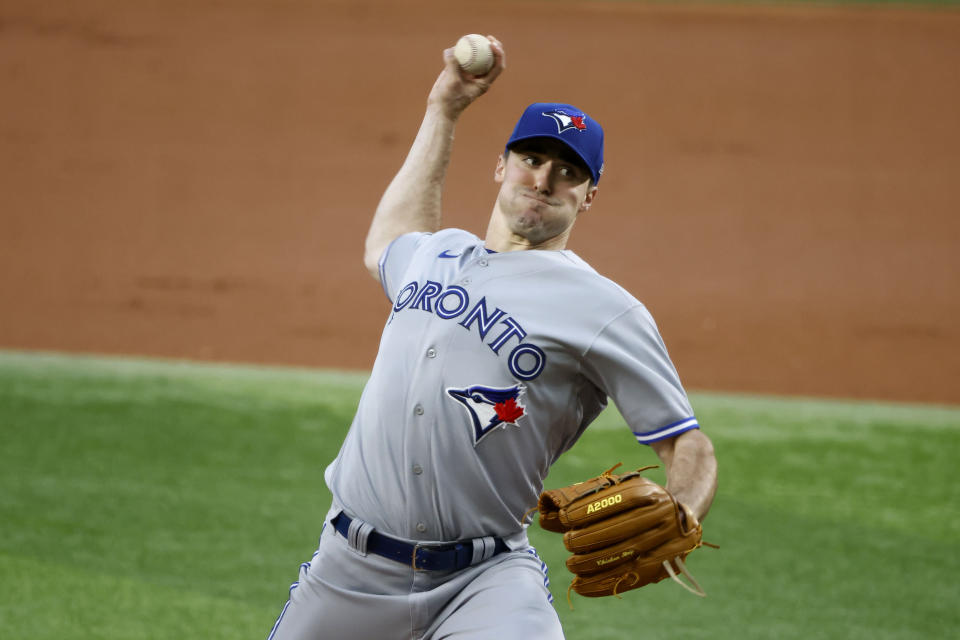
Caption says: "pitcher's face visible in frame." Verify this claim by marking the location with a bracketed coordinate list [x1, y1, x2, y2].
[493, 138, 597, 249]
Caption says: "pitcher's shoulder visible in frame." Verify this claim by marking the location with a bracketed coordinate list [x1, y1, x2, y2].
[553, 250, 642, 306]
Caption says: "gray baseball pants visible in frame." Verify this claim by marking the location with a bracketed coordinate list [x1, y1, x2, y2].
[266, 511, 564, 640]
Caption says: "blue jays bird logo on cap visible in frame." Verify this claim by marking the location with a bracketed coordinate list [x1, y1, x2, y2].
[447, 384, 526, 445]
[542, 109, 588, 134]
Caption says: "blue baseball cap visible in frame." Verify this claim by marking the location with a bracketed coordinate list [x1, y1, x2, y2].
[505, 102, 605, 183]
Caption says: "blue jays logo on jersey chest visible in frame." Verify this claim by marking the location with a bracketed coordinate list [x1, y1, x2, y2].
[446, 384, 526, 444]
[391, 277, 546, 444]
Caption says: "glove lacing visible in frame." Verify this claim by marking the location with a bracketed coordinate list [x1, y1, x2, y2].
[662, 540, 720, 598]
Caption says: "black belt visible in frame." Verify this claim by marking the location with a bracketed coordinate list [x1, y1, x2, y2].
[331, 512, 509, 571]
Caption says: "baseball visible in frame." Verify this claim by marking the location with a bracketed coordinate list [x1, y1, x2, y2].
[454, 34, 494, 75]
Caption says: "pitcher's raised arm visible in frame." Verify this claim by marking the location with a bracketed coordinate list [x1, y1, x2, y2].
[363, 36, 506, 280]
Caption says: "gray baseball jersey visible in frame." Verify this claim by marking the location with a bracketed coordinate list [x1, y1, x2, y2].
[324, 227, 698, 545]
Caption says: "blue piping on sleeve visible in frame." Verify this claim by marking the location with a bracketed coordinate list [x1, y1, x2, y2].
[633, 417, 700, 444]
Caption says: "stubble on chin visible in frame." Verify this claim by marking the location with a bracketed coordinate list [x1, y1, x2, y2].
[508, 199, 544, 230]
[512, 212, 560, 248]
[496, 189, 565, 247]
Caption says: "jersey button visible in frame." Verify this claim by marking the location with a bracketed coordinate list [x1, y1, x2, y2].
[426, 347, 437, 359]
[478, 258, 489, 267]
[416, 522, 427, 533]
[412, 464, 423, 475]
[414, 404, 424, 416]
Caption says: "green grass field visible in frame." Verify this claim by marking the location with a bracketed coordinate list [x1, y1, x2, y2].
[1, 350, 958, 639]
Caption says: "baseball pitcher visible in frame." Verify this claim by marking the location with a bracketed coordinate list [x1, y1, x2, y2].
[266, 35, 718, 640]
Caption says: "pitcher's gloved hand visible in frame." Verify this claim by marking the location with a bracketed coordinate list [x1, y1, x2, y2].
[538, 464, 716, 600]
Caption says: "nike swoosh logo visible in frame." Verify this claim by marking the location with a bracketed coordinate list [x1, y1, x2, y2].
[438, 250, 462, 259]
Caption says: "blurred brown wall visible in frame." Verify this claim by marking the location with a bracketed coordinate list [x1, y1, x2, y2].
[1, 1, 958, 404]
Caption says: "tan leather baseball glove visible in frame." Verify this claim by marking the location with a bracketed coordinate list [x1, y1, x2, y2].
[538, 464, 715, 600]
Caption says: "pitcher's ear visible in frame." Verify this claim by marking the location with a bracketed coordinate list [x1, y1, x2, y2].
[579, 185, 599, 213]
[494, 153, 506, 183]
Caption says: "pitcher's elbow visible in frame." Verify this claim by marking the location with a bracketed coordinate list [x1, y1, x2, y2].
[363, 249, 382, 282]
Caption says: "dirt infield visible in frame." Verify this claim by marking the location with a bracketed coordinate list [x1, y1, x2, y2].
[2, 1, 958, 404]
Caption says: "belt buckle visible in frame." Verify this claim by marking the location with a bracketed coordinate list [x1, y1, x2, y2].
[412, 542, 453, 572]
[412, 543, 430, 572]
